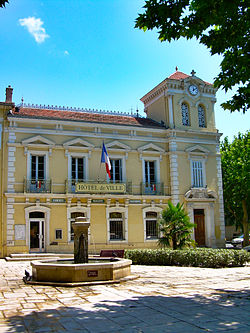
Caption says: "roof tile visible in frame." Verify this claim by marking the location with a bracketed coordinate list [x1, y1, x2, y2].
[10, 107, 164, 129]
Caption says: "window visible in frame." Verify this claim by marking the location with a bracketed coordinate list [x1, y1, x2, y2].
[29, 154, 48, 192]
[109, 212, 124, 241]
[192, 160, 204, 187]
[69, 155, 87, 192]
[144, 160, 157, 194]
[145, 212, 158, 240]
[70, 212, 85, 241]
[31, 155, 45, 180]
[110, 159, 122, 182]
[55, 229, 62, 240]
[29, 212, 45, 219]
[198, 105, 206, 127]
[72, 157, 84, 180]
[181, 103, 190, 126]
[145, 161, 156, 184]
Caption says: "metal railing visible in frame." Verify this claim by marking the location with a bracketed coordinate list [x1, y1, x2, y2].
[66, 179, 132, 195]
[140, 182, 164, 195]
[24, 179, 51, 193]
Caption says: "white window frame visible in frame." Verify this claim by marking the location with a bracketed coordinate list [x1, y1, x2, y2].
[27, 150, 49, 180]
[106, 206, 128, 244]
[109, 154, 126, 182]
[142, 206, 162, 242]
[67, 152, 89, 181]
[190, 157, 206, 188]
[142, 156, 160, 184]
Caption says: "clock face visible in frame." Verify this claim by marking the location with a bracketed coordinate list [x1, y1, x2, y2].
[189, 84, 198, 96]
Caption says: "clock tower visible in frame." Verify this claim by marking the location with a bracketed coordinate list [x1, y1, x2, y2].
[140, 69, 217, 132]
[140, 70, 225, 248]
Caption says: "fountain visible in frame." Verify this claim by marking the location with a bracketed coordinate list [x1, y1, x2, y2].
[25, 217, 134, 286]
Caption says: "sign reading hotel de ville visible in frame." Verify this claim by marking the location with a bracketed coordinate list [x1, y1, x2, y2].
[76, 182, 126, 194]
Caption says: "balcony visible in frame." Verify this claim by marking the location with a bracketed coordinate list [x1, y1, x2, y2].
[141, 182, 164, 195]
[66, 179, 132, 195]
[22, 179, 166, 196]
[24, 179, 51, 193]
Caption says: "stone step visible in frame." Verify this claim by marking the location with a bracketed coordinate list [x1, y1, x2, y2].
[6, 253, 73, 261]
[5, 256, 62, 261]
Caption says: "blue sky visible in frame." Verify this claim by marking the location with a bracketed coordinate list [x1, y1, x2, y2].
[0, 0, 249, 141]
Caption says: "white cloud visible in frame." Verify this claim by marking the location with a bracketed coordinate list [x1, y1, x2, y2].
[64, 50, 69, 56]
[19, 17, 49, 43]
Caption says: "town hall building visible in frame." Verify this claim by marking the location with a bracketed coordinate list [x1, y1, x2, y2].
[0, 70, 225, 257]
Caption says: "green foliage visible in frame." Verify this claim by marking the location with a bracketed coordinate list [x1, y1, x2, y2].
[135, 0, 250, 113]
[158, 201, 195, 249]
[0, 0, 9, 8]
[125, 248, 250, 268]
[221, 132, 250, 246]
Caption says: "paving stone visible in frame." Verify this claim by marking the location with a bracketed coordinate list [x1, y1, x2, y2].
[0, 260, 249, 333]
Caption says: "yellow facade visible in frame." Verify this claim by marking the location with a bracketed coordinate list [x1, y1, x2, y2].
[0, 71, 225, 257]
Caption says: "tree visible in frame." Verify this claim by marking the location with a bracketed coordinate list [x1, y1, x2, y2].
[221, 132, 250, 247]
[135, 0, 249, 113]
[0, 0, 9, 8]
[158, 201, 196, 249]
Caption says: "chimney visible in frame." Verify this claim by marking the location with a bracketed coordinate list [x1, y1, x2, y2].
[5, 85, 13, 103]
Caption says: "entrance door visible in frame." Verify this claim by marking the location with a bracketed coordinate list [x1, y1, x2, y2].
[194, 209, 205, 246]
[30, 220, 45, 252]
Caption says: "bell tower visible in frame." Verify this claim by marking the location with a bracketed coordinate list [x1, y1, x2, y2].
[140, 70, 217, 133]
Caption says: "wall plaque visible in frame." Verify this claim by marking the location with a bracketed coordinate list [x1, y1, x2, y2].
[129, 199, 142, 204]
[51, 198, 66, 203]
[15, 225, 26, 240]
[87, 270, 98, 277]
[76, 183, 126, 194]
[92, 199, 105, 203]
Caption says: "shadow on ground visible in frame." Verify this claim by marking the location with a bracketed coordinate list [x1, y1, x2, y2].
[4, 289, 250, 333]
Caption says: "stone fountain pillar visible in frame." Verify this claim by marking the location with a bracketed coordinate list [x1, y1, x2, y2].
[72, 217, 90, 264]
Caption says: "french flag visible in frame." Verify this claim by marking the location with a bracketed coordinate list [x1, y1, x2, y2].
[101, 143, 111, 179]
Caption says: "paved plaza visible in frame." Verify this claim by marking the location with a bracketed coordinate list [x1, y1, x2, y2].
[0, 259, 249, 332]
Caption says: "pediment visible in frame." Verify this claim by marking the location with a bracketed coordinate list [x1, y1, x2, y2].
[186, 145, 210, 154]
[22, 135, 55, 146]
[105, 140, 131, 150]
[138, 143, 164, 153]
[183, 75, 206, 86]
[63, 138, 94, 149]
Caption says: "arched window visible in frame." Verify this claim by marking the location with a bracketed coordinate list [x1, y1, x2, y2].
[145, 212, 158, 240]
[109, 212, 124, 240]
[29, 212, 45, 218]
[181, 103, 190, 126]
[198, 104, 206, 127]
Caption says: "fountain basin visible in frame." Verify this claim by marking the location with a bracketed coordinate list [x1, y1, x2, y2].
[31, 257, 132, 283]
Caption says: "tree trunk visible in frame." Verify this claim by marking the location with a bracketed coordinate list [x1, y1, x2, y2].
[242, 199, 249, 247]
[172, 234, 177, 250]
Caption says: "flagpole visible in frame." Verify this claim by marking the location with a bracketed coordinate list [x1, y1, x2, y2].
[97, 141, 104, 182]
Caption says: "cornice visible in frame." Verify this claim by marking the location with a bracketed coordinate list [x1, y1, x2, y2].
[7, 116, 165, 133]
[141, 77, 217, 108]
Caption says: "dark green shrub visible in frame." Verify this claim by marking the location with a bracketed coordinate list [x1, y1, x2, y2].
[124, 248, 250, 268]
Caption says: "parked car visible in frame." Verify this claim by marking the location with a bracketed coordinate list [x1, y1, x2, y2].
[243, 245, 250, 252]
[231, 234, 250, 248]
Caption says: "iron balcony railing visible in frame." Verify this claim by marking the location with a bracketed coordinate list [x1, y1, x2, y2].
[140, 182, 164, 195]
[24, 179, 51, 193]
[66, 179, 132, 195]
